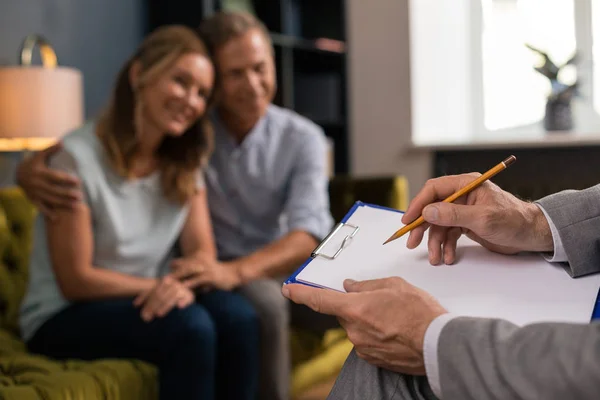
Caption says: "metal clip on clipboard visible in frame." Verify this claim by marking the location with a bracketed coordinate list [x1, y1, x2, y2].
[311, 222, 360, 260]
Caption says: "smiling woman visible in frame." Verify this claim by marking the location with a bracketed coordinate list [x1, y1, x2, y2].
[18, 25, 261, 400]
[97, 26, 215, 203]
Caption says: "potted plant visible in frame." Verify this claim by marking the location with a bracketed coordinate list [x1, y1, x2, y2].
[526, 44, 578, 132]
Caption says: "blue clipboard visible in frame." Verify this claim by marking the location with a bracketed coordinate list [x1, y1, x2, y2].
[285, 201, 600, 322]
[285, 201, 402, 287]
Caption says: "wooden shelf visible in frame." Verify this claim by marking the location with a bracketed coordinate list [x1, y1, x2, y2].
[270, 33, 346, 55]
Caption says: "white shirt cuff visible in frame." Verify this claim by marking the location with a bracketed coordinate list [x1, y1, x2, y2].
[423, 313, 458, 398]
[536, 204, 568, 263]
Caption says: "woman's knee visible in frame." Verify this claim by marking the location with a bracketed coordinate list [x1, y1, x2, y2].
[166, 305, 217, 351]
[158, 305, 218, 377]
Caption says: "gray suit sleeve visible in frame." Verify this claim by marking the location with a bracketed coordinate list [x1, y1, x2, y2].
[436, 185, 600, 399]
[535, 184, 600, 277]
[438, 317, 600, 400]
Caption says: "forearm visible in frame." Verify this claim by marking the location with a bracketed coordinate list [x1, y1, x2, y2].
[61, 267, 156, 301]
[437, 317, 600, 400]
[522, 202, 553, 252]
[230, 230, 318, 281]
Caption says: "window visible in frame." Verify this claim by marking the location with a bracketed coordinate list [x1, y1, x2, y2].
[481, 0, 576, 131]
[593, 0, 600, 114]
[411, 0, 598, 145]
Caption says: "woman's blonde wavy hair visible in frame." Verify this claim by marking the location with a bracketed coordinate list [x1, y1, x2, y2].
[96, 25, 213, 204]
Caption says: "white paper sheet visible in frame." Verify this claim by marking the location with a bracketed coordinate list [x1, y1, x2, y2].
[295, 205, 600, 325]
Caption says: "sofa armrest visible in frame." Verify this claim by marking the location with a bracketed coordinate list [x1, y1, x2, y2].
[328, 176, 409, 222]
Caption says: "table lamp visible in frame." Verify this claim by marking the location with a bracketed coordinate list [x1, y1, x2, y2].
[0, 34, 83, 152]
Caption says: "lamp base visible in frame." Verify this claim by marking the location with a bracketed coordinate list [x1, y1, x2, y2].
[0, 137, 57, 151]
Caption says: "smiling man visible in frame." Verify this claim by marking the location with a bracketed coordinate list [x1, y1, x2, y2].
[193, 11, 335, 399]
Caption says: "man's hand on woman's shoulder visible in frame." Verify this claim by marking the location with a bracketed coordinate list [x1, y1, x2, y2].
[16, 142, 81, 217]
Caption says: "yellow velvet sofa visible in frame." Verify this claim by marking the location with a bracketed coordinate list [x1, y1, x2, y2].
[0, 176, 408, 399]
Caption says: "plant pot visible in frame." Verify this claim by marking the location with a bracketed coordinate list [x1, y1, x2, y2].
[544, 98, 573, 132]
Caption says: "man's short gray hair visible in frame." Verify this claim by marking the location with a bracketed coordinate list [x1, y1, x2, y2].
[197, 11, 272, 56]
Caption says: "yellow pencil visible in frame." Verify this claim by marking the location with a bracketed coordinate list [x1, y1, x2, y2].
[383, 155, 517, 245]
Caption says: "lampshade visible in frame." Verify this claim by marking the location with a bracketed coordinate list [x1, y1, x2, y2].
[0, 35, 83, 151]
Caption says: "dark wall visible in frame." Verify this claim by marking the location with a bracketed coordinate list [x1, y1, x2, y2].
[434, 147, 600, 201]
[0, 0, 147, 118]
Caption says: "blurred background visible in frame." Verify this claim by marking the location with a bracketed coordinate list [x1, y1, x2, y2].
[3, 1, 600, 199]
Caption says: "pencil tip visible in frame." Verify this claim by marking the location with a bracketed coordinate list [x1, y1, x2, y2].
[383, 236, 394, 245]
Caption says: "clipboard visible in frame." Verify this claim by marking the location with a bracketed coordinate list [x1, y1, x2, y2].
[285, 201, 402, 287]
[285, 201, 600, 325]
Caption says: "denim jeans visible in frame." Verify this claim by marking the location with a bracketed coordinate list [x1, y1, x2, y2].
[27, 290, 260, 400]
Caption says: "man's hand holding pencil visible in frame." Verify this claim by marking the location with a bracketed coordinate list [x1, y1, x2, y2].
[401, 171, 554, 265]
[383, 156, 554, 265]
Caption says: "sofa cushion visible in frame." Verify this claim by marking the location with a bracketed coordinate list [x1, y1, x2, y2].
[0, 329, 26, 355]
[0, 187, 36, 335]
[0, 351, 157, 400]
[329, 176, 409, 222]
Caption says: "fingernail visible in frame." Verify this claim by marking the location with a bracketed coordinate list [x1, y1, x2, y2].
[281, 285, 290, 298]
[423, 206, 439, 222]
[345, 279, 356, 285]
